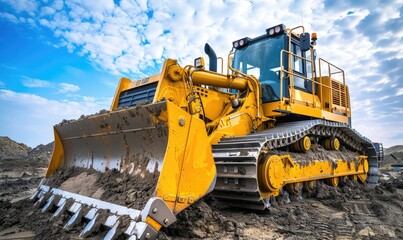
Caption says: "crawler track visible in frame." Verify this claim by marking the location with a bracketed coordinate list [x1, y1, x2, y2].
[212, 120, 379, 210]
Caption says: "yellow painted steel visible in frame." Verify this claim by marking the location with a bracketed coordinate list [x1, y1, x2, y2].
[324, 137, 340, 151]
[46, 127, 64, 177]
[292, 136, 311, 152]
[155, 101, 216, 214]
[259, 154, 368, 198]
[145, 216, 162, 231]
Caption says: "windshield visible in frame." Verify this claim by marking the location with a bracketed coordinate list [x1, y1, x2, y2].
[232, 35, 284, 102]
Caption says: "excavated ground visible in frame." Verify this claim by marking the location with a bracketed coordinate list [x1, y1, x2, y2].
[1, 141, 403, 239]
[0, 171, 402, 240]
[43, 165, 159, 210]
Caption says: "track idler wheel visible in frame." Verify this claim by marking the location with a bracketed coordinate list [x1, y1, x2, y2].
[292, 136, 311, 153]
[259, 155, 285, 195]
[322, 137, 340, 151]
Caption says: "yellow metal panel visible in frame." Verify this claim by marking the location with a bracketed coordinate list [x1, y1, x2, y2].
[195, 86, 230, 121]
[293, 89, 322, 108]
[45, 128, 64, 177]
[155, 101, 216, 214]
[321, 110, 349, 124]
[110, 77, 132, 111]
[259, 154, 368, 198]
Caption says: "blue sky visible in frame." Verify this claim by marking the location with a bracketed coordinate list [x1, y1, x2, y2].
[0, 0, 402, 148]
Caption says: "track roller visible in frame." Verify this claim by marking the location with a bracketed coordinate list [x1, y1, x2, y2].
[322, 137, 340, 151]
[286, 183, 303, 200]
[325, 177, 339, 187]
[292, 136, 311, 152]
[303, 181, 316, 194]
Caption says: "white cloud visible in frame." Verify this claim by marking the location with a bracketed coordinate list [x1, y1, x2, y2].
[40, 6, 56, 16]
[0, 0, 38, 15]
[0, 12, 19, 23]
[0, 0, 402, 147]
[0, 89, 110, 147]
[59, 83, 80, 93]
[21, 76, 51, 87]
[83, 96, 96, 102]
[0, 64, 18, 70]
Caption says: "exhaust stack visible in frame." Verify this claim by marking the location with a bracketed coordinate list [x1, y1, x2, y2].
[204, 43, 217, 72]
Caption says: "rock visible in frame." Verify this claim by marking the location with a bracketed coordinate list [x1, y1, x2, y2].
[224, 221, 235, 232]
[358, 226, 375, 236]
[373, 225, 396, 238]
[237, 222, 246, 229]
[207, 224, 216, 233]
[191, 228, 207, 238]
[375, 186, 384, 194]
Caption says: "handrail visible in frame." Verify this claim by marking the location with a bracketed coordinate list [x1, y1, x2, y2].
[279, 26, 349, 115]
[318, 58, 348, 114]
[279, 49, 349, 112]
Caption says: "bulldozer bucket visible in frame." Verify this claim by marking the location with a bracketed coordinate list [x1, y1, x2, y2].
[31, 100, 216, 239]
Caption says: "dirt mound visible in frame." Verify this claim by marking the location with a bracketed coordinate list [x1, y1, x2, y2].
[28, 142, 54, 166]
[383, 145, 403, 166]
[43, 166, 159, 210]
[0, 136, 31, 160]
[385, 145, 403, 155]
[1, 170, 402, 239]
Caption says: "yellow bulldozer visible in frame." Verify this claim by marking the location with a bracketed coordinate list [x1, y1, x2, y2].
[31, 24, 383, 239]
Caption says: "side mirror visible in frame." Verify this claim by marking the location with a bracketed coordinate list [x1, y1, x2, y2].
[299, 33, 311, 51]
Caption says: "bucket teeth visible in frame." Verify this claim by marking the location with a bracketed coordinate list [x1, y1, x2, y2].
[32, 185, 176, 240]
[104, 220, 120, 240]
[30, 190, 39, 202]
[41, 195, 55, 213]
[79, 212, 100, 238]
[41, 195, 61, 213]
[34, 191, 51, 208]
[63, 205, 83, 231]
[51, 198, 70, 220]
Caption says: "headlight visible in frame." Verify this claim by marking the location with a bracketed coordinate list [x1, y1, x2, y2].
[232, 37, 251, 49]
[266, 24, 286, 37]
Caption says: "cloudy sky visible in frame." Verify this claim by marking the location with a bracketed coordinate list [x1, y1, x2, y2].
[0, 0, 402, 148]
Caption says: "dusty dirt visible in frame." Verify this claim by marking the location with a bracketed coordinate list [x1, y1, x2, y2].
[0, 158, 46, 202]
[2, 167, 403, 240]
[1, 138, 403, 239]
[43, 165, 159, 210]
[383, 145, 403, 168]
[0, 136, 31, 160]
[272, 144, 359, 166]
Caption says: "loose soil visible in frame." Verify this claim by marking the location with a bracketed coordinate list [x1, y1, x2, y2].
[1, 167, 402, 240]
[1, 138, 403, 239]
[43, 162, 159, 210]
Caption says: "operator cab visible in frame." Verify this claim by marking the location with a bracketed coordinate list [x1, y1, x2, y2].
[231, 24, 314, 103]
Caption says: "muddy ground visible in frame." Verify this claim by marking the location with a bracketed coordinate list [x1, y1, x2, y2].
[0, 138, 402, 239]
[1, 163, 402, 240]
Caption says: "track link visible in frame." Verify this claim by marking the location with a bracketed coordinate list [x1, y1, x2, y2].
[212, 120, 380, 210]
